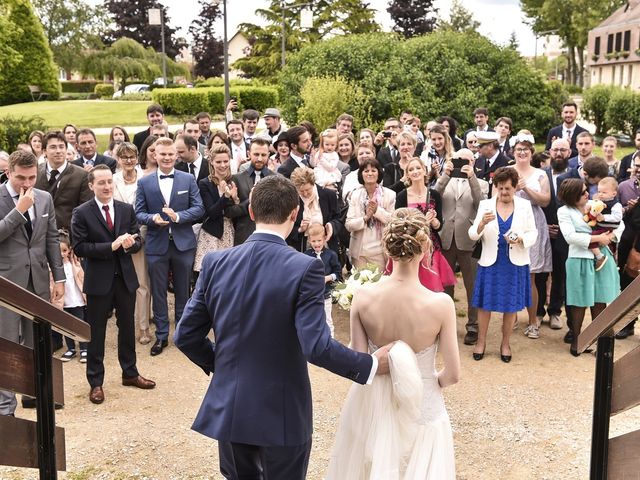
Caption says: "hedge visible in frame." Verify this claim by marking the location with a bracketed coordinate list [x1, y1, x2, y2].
[0, 115, 48, 152]
[94, 83, 114, 99]
[152, 86, 279, 116]
[61, 80, 101, 93]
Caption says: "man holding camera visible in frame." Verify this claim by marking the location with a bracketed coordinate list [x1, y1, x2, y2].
[375, 118, 403, 187]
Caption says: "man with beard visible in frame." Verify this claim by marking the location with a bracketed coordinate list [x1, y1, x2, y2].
[277, 127, 311, 178]
[227, 138, 275, 245]
[545, 102, 588, 158]
[534, 138, 571, 332]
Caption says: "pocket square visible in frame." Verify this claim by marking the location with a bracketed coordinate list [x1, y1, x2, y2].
[177, 190, 188, 195]
[41, 213, 49, 217]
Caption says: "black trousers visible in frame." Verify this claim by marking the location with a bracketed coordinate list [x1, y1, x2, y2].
[86, 275, 138, 388]
[535, 235, 568, 317]
[218, 439, 312, 480]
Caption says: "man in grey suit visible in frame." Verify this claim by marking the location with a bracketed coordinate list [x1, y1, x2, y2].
[226, 137, 274, 245]
[0, 150, 65, 416]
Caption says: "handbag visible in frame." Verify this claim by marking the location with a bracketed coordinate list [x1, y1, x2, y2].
[471, 241, 482, 259]
[624, 237, 640, 278]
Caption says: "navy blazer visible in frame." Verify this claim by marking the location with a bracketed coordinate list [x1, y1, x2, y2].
[174, 232, 373, 447]
[545, 124, 588, 158]
[71, 199, 142, 295]
[304, 247, 341, 298]
[135, 170, 204, 255]
[198, 177, 234, 239]
[541, 167, 561, 225]
[72, 154, 117, 173]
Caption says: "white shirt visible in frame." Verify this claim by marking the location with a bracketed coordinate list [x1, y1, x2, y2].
[230, 142, 248, 174]
[254, 228, 378, 384]
[63, 261, 85, 308]
[157, 169, 175, 205]
[487, 151, 500, 168]
[562, 124, 575, 140]
[5, 182, 35, 223]
[94, 197, 115, 224]
[290, 152, 306, 168]
[46, 160, 67, 181]
[82, 153, 98, 166]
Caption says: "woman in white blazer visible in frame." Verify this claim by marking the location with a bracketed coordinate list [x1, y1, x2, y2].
[468, 167, 537, 363]
[557, 178, 621, 356]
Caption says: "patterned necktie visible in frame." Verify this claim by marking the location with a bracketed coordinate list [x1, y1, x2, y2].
[565, 129, 572, 142]
[102, 205, 114, 231]
[254, 170, 261, 185]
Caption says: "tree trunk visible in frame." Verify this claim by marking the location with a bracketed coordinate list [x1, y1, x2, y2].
[576, 46, 584, 88]
[567, 44, 576, 85]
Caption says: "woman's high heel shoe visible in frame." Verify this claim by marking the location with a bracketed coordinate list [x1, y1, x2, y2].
[472, 350, 485, 361]
[500, 346, 512, 363]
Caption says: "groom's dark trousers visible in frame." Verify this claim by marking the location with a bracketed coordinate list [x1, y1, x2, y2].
[174, 232, 374, 479]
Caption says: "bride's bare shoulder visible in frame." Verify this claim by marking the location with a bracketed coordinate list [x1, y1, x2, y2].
[419, 290, 455, 310]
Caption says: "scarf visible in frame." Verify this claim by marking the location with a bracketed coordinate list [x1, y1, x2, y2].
[302, 185, 324, 229]
[362, 185, 385, 239]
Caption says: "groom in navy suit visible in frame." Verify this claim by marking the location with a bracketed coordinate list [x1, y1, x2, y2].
[135, 137, 204, 356]
[175, 175, 391, 479]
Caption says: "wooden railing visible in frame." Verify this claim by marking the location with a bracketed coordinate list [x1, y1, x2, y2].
[577, 275, 640, 479]
[0, 276, 90, 479]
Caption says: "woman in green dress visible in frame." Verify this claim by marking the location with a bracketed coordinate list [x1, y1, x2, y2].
[557, 178, 621, 356]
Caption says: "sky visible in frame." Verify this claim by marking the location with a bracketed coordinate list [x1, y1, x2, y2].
[90, 0, 538, 57]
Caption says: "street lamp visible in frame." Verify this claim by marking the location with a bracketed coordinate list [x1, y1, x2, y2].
[212, 0, 230, 109]
[148, 7, 167, 88]
[280, 1, 313, 68]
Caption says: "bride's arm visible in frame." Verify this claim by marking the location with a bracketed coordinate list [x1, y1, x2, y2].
[349, 295, 369, 353]
[436, 295, 460, 388]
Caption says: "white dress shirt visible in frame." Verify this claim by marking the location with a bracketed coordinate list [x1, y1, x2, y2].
[46, 160, 68, 182]
[5, 182, 35, 223]
[94, 197, 115, 224]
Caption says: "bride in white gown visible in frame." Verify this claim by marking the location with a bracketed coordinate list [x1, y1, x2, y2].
[326, 208, 460, 480]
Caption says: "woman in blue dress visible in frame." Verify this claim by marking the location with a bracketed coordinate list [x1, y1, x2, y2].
[468, 168, 538, 363]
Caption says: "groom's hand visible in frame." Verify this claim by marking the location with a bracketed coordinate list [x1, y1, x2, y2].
[373, 343, 393, 375]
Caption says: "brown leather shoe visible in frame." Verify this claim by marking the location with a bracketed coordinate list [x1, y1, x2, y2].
[89, 386, 104, 404]
[122, 375, 156, 389]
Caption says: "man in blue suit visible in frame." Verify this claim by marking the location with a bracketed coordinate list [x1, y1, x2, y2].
[135, 137, 204, 356]
[174, 175, 391, 479]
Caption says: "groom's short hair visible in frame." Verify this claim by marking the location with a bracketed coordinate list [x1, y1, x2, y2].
[250, 175, 299, 224]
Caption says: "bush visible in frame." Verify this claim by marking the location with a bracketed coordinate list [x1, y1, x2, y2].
[297, 76, 371, 131]
[0, 0, 60, 105]
[61, 80, 101, 93]
[119, 92, 153, 101]
[605, 88, 640, 136]
[0, 115, 48, 152]
[279, 31, 563, 139]
[582, 85, 617, 136]
[94, 83, 114, 99]
[195, 78, 258, 88]
[148, 83, 187, 91]
[152, 86, 278, 116]
[565, 84, 583, 94]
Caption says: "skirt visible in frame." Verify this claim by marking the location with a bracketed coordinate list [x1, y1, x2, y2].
[194, 218, 234, 272]
[472, 251, 531, 313]
[566, 248, 619, 307]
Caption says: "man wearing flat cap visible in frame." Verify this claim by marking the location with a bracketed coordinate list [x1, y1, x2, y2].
[262, 108, 285, 144]
[474, 131, 514, 196]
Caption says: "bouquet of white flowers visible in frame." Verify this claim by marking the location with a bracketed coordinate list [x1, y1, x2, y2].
[332, 264, 383, 311]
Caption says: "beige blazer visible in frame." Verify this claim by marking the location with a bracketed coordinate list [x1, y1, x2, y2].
[345, 186, 396, 260]
[434, 173, 489, 251]
[468, 196, 537, 267]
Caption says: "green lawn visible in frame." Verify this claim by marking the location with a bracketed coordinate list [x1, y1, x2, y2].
[0, 100, 183, 129]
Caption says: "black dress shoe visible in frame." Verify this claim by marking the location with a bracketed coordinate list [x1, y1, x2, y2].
[464, 331, 478, 346]
[563, 330, 574, 344]
[472, 351, 484, 361]
[615, 325, 634, 339]
[501, 354, 512, 363]
[150, 339, 168, 356]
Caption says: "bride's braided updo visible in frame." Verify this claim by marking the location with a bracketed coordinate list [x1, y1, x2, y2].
[383, 208, 432, 260]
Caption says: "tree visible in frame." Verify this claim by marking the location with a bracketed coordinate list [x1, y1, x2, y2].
[0, 0, 59, 105]
[387, 0, 438, 37]
[102, 0, 186, 60]
[82, 37, 188, 92]
[32, 0, 108, 75]
[234, 0, 379, 80]
[279, 31, 564, 139]
[188, 0, 224, 79]
[521, 0, 626, 86]
[439, 0, 479, 33]
[507, 31, 519, 50]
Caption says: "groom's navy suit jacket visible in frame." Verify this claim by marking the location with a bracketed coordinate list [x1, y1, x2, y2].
[174, 232, 373, 447]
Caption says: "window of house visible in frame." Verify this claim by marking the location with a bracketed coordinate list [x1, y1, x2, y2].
[607, 34, 614, 53]
[615, 32, 622, 51]
[595, 37, 601, 55]
[623, 30, 631, 51]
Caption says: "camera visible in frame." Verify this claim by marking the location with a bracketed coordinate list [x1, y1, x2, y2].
[382, 131, 392, 138]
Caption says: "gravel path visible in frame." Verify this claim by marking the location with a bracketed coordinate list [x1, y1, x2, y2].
[2, 284, 639, 480]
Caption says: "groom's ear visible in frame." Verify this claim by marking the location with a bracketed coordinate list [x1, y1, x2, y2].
[289, 206, 299, 223]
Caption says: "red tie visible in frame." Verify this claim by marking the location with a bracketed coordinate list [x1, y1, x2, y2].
[102, 205, 113, 231]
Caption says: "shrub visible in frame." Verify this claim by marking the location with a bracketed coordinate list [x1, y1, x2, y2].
[279, 31, 563, 139]
[0, 115, 48, 152]
[119, 92, 153, 101]
[605, 88, 640, 136]
[0, 0, 60, 105]
[94, 83, 114, 99]
[297, 76, 371, 131]
[582, 85, 617, 135]
[60, 80, 101, 93]
[148, 83, 187, 91]
[195, 78, 258, 88]
[152, 86, 278, 116]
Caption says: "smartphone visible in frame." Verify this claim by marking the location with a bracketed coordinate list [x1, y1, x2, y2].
[450, 158, 469, 178]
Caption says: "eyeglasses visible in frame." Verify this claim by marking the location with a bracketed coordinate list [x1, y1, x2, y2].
[550, 148, 569, 153]
[514, 148, 530, 154]
[467, 140, 478, 145]
[119, 155, 137, 162]
[581, 189, 589, 195]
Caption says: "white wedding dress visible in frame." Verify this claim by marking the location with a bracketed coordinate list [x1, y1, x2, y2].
[325, 340, 455, 480]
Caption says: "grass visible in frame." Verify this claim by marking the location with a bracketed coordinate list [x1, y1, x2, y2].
[0, 100, 183, 129]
